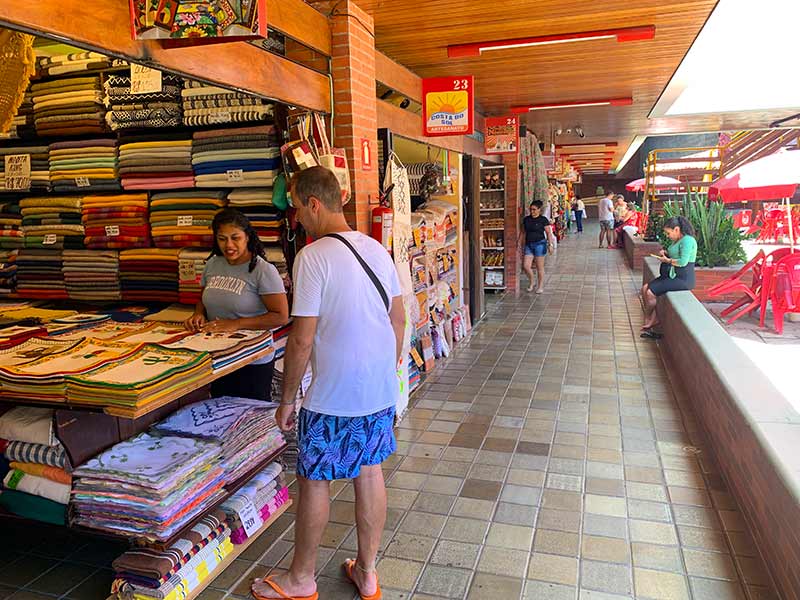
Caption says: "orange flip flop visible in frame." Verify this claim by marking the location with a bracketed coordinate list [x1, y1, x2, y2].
[343, 559, 382, 600]
[251, 576, 319, 600]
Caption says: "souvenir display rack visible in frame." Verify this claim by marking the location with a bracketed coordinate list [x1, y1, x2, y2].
[479, 162, 506, 291]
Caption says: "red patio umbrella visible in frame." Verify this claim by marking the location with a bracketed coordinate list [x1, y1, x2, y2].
[625, 175, 681, 192]
[708, 150, 800, 202]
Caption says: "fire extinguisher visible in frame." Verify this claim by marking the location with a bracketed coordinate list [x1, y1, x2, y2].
[371, 184, 395, 252]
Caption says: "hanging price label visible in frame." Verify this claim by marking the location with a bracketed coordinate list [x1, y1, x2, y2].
[75, 177, 91, 188]
[410, 347, 424, 367]
[413, 228, 422, 248]
[105, 225, 120, 237]
[43, 234, 57, 245]
[226, 169, 244, 183]
[4, 154, 30, 191]
[177, 215, 193, 227]
[444, 299, 452, 314]
[237, 497, 263, 537]
[130, 64, 162, 94]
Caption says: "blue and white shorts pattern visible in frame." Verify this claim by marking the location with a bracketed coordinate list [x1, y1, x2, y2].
[297, 406, 396, 481]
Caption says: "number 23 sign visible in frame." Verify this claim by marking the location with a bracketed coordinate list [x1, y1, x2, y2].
[422, 76, 474, 137]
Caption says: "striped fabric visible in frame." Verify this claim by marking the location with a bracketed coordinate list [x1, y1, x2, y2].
[5, 440, 67, 468]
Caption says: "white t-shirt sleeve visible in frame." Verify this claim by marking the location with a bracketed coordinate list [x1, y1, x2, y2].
[255, 259, 286, 295]
[292, 249, 324, 317]
[389, 264, 402, 298]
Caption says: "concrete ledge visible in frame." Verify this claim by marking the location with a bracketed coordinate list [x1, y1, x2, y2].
[623, 228, 661, 271]
[644, 257, 800, 599]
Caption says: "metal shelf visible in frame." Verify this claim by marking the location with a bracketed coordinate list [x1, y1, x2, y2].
[482, 266, 504, 269]
[481, 227, 504, 231]
[480, 188, 505, 192]
[480, 208, 504, 212]
[481, 165, 504, 170]
[482, 246, 504, 250]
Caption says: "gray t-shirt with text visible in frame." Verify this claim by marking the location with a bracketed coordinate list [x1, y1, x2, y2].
[201, 255, 284, 321]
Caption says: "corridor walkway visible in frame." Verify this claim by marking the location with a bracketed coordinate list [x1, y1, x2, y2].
[228, 227, 777, 600]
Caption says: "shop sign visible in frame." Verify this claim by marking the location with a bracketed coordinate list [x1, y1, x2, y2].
[422, 76, 474, 137]
[131, 64, 162, 94]
[3, 154, 30, 191]
[484, 115, 519, 154]
[129, 0, 267, 42]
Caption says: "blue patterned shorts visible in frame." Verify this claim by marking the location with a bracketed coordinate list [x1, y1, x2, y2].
[297, 406, 397, 481]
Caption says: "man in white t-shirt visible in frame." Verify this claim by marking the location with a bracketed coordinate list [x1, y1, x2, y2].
[252, 167, 405, 600]
[598, 191, 616, 248]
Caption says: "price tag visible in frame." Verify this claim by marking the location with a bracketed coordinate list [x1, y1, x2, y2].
[105, 225, 120, 237]
[410, 347, 424, 367]
[43, 234, 57, 245]
[75, 177, 91, 188]
[413, 228, 422, 247]
[226, 169, 244, 183]
[444, 299, 452, 314]
[177, 215, 193, 227]
[208, 111, 231, 124]
[130, 64, 162, 94]
[179, 263, 196, 280]
[238, 497, 263, 537]
[4, 154, 30, 190]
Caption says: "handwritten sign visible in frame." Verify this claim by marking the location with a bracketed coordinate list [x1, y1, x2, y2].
[43, 234, 57, 245]
[130, 64, 162, 94]
[75, 177, 91, 188]
[422, 76, 474, 137]
[226, 169, 244, 183]
[238, 497, 263, 537]
[4, 154, 30, 190]
[410, 347, 424, 368]
[105, 225, 120, 237]
[177, 215, 193, 227]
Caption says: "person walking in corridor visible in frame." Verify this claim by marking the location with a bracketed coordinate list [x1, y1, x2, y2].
[252, 167, 406, 600]
[521, 200, 555, 294]
[573, 195, 585, 233]
[598, 191, 615, 248]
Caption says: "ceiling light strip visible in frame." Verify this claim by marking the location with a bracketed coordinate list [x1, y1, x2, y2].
[512, 97, 632, 113]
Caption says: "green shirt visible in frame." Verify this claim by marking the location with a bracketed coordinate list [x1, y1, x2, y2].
[667, 235, 697, 278]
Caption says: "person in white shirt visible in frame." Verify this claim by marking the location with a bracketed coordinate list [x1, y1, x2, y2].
[598, 191, 616, 248]
[252, 167, 405, 600]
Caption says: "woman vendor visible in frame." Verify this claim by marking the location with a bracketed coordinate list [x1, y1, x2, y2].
[185, 208, 289, 400]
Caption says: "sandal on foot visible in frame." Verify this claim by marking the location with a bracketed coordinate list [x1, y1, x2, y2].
[251, 576, 319, 600]
[344, 559, 382, 600]
[640, 330, 663, 339]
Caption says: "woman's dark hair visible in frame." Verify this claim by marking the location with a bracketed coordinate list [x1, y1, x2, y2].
[530, 200, 543, 209]
[211, 208, 267, 272]
[663, 215, 694, 237]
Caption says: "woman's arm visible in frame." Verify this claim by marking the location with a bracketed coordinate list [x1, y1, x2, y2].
[203, 293, 290, 332]
[184, 297, 207, 332]
[667, 237, 695, 267]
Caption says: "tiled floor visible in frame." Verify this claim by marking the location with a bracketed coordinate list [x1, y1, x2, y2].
[0, 226, 779, 599]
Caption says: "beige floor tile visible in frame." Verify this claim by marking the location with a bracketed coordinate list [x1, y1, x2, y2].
[630, 520, 679, 545]
[477, 546, 528, 578]
[585, 494, 628, 518]
[527, 552, 578, 586]
[683, 549, 739, 581]
[634, 568, 690, 600]
[377, 557, 423, 591]
[485, 523, 534, 550]
[581, 535, 631, 564]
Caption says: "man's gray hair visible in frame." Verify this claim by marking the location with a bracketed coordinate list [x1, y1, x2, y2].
[292, 166, 342, 213]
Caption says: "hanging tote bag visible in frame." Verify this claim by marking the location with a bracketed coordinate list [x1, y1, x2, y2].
[313, 113, 351, 205]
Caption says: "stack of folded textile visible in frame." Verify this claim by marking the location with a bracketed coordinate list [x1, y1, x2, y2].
[119, 248, 180, 302]
[269, 358, 310, 474]
[65, 344, 211, 412]
[110, 510, 231, 598]
[165, 330, 274, 370]
[266, 247, 288, 282]
[37, 51, 113, 77]
[49, 139, 120, 193]
[154, 397, 285, 484]
[0, 338, 137, 402]
[150, 191, 225, 248]
[226, 188, 284, 244]
[182, 81, 274, 127]
[192, 125, 281, 188]
[0, 251, 18, 294]
[0, 407, 71, 525]
[118, 135, 194, 190]
[16, 249, 67, 299]
[72, 432, 225, 541]
[31, 75, 107, 137]
[82, 194, 150, 249]
[178, 248, 209, 305]
[20, 196, 84, 249]
[0, 145, 50, 191]
[271, 324, 292, 362]
[6, 92, 34, 140]
[221, 462, 289, 544]
[0, 201, 23, 249]
[104, 73, 184, 131]
[62, 249, 121, 301]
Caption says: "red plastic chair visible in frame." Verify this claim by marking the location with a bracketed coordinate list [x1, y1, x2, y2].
[760, 248, 797, 328]
[732, 210, 752, 230]
[746, 210, 764, 236]
[770, 253, 800, 334]
[708, 250, 766, 324]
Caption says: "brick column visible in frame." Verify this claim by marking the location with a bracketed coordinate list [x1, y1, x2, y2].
[504, 153, 521, 294]
[330, 1, 379, 233]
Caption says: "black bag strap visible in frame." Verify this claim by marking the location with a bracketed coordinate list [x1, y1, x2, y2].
[325, 233, 390, 311]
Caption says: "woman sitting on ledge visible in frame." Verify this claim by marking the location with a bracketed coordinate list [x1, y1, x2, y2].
[640, 216, 697, 339]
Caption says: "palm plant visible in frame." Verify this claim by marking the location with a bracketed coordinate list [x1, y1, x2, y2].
[663, 192, 746, 267]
